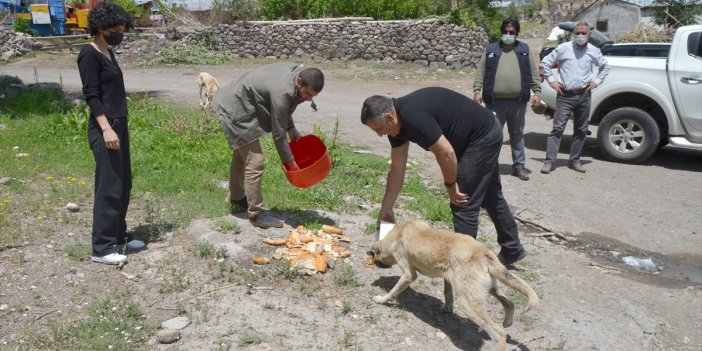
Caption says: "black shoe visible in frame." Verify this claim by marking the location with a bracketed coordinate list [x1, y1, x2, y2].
[498, 249, 528, 266]
[512, 167, 529, 181]
[249, 212, 283, 229]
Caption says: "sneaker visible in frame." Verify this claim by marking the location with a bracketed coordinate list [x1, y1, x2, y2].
[568, 161, 586, 173]
[540, 162, 552, 174]
[249, 212, 283, 229]
[498, 249, 527, 267]
[91, 252, 127, 265]
[512, 167, 529, 181]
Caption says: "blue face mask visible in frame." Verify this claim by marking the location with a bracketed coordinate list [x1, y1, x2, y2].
[501, 34, 515, 45]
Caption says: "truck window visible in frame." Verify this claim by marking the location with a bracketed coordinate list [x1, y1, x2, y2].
[688, 32, 702, 58]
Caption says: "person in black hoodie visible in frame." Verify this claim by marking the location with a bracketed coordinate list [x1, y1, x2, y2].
[77, 2, 144, 265]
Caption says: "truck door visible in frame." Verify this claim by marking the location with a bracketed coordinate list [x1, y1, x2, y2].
[669, 27, 702, 133]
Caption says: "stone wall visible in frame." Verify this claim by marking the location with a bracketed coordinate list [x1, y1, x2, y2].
[184, 19, 489, 69]
[0, 28, 41, 62]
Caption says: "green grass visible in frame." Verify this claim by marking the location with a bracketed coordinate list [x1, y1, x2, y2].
[333, 263, 360, 287]
[339, 328, 355, 347]
[214, 218, 241, 233]
[24, 291, 151, 350]
[0, 89, 450, 243]
[237, 332, 262, 347]
[144, 44, 231, 66]
[61, 241, 91, 261]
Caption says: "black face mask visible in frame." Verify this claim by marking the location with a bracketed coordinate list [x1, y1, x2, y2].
[104, 31, 124, 46]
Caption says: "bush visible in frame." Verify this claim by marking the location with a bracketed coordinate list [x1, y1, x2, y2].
[214, 0, 260, 20]
[0, 88, 71, 117]
[259, 0, 448, 20]
[111, 0, 149, 22]
[12, 16, 31, 34]
[616, 23, 675, 43]
[0, 75, 23, 92]
[145, 44, 230, 66]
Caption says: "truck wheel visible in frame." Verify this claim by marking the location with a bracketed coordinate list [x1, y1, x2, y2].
[597, 107, 660, 163]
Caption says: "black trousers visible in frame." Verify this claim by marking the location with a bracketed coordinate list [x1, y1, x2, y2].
[87, 118, 132, 256]
[451, 119, 524, 258]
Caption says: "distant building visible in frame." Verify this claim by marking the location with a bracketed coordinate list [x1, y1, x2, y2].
[160, 0, 213, 11]
[573, 0, 665, 40]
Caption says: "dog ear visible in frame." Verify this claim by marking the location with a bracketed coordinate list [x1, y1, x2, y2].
[367, 243, 379, 258]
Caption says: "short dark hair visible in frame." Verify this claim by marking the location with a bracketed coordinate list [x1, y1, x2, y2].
[88, 2, 134, 37]
[501, 18, 520, 35]
[298, 68, 325, 92]
[360, 95, 394, 125]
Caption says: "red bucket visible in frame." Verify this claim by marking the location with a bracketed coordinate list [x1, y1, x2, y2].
[283, 135, 332, 189]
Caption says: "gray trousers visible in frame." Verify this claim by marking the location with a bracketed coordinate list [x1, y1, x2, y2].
[545, 92, 591, 164]
[487, 99, 527, 169]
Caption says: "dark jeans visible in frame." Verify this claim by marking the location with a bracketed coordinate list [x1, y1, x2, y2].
[451, 119, 523, 257]
[545, 92, 591, 164]
[87, 118, 132, 256]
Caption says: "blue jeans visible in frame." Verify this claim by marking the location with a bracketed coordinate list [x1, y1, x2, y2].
[487, 99, 527, 169]
[451, 119, 524, 257]
[545, 92, 591, 164]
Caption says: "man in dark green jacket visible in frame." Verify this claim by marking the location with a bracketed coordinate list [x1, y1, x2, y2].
[212, 63, 324, 229]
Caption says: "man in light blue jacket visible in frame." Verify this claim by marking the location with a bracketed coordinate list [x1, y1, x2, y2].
[540, 22, 609, 174]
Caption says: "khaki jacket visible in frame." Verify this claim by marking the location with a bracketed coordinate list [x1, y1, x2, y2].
[213, 63, 305, 163]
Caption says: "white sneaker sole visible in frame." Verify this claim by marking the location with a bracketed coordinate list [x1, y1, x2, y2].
[91, 256, 127, 265]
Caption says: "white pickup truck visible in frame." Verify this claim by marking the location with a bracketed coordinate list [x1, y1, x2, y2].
[539, 24, 702, 163]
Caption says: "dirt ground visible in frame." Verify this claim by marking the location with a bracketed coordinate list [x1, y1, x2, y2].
[1, 45, 701, 351]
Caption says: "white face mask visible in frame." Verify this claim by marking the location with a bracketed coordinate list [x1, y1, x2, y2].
[574, 34, 588, 46]
[501, 34, 515, 45]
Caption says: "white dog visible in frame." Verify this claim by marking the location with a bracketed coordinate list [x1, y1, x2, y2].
[196, 72, 219, 109]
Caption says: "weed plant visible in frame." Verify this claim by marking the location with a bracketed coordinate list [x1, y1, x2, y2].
[339, 328, 355, 347]
[333, 263, 360, 287]
[61, 241, 91, 261]
[238, 332, 262, 346]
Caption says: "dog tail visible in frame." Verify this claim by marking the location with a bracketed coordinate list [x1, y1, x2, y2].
[487, 254, 539, 313]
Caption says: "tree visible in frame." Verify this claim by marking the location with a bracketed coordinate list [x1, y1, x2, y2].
[651, 0, 702, 27]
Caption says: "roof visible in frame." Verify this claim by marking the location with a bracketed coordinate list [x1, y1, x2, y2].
[619, 0, 657, 7]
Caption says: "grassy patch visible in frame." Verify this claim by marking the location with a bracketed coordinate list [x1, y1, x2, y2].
[24, 291, 151, 350]
[276, 259, 303, 280]
[363, 222, 376, 236]
[339, 299, 352, 315]
[1, 91, 451, 245]
[237, 332, 262, 347]
[339, 328, 355, 347]
[518, 313, 537, 330]
[333, 263, 360, 287]
[144, 44, 231, 66]
[61, 241, 91, 261]
[214, 217, 241, 233]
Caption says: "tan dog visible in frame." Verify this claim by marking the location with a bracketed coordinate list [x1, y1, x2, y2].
[369, 220, 539, 351]
[196, 72, 219, 109]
